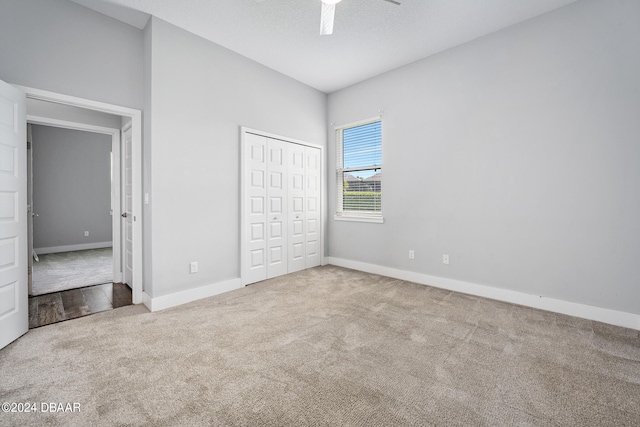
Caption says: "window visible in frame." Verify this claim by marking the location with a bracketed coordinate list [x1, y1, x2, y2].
[335, 118, 383, 223]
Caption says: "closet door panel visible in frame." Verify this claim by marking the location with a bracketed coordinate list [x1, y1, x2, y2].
[288, 144, 306, 273]
[266, 139, 288, 279]
[305, 146, 321, 267]
[244, 134, 268, 284]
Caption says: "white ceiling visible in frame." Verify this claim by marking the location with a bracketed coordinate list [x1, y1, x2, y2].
[69, 0, 579, 93]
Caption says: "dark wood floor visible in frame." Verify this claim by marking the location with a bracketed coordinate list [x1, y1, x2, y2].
[29, 283, 132, 329]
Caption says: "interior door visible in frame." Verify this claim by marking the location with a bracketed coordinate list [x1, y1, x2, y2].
[288, 144, 306, 273]
[266, 138, 288, 279]
[305, 147, 321, 268]
[0, 80, 27, 350]
[244, 133, 268, 284]
[122, 124, 133, 287]
[27, 123, 33, 295]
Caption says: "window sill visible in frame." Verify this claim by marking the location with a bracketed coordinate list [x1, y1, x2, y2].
[334, 215, 384, 224]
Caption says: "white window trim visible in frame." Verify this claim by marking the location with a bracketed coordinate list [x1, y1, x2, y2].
[335, 116, 384, 223]
[334, 215, 384, 224]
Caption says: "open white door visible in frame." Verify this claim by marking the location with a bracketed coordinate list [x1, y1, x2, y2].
[0, 80, 27, 350]
[27, 124, 34, 295]
[121, 124, 133, 287]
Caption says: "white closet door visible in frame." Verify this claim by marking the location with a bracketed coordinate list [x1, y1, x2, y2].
[244, 133, 268, 284]
[305, 146, 321, 268]
[288, 144, 306, 273]
[243, 131, 322, 285]
[266, 138, 288, 278]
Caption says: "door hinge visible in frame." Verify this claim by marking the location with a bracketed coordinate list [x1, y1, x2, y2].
[27, 140, 31, 149]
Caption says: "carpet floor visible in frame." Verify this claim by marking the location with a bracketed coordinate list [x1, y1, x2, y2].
[1, 266, 639, 426]
[32, 248, 113, 296]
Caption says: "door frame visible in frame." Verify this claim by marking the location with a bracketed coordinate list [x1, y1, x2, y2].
[27, 116, 123, 284]
[17, 86, 143, 304]
[240, 127, 326, 286]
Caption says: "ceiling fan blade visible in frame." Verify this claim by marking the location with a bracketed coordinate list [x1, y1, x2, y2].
[382, 0, 401, 5]
[320, 2, 336, 35]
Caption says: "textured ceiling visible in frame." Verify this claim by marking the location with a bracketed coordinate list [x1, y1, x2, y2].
[69, 0, 579, 93]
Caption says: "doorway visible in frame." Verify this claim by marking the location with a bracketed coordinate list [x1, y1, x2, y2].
[28, 123, 115, 297]
[20, 85, 143, 306]
[0, 82, 143, 350]
[25, 104, 136, 327]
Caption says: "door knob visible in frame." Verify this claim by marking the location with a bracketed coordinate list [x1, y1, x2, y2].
[121, 212, 128, 218]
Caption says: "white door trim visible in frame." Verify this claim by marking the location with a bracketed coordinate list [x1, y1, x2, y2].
[17, 86, 143, 304]
[240, 127, 325, 286]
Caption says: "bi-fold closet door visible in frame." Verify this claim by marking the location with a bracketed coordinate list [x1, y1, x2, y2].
[287, 143, 321, 272]
[244, 133, 321, 285]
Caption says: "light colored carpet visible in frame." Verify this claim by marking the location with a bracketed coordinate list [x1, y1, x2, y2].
[32, 248, 113, 295]
[2, 266, 639, 426]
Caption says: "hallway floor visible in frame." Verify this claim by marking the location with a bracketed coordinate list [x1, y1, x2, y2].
[32, 248, 113, 295]
[29, 283, 132, 328]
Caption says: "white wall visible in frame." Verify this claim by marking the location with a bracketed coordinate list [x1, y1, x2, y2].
[144, 18, 327, 298]
[31, 125, 112, 252]
[0, 0, 143, 110]
[327, 0, 640, 315]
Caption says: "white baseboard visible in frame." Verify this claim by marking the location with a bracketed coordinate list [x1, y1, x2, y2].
[34, 241, 113, 255]
[142, 278, 243, 312]
[326, 257, 640, 331]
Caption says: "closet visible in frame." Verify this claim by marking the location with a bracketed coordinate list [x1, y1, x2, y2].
[242, 132, 322, 285]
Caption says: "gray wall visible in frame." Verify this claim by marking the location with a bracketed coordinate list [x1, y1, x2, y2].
[0, 1, 327, 299]
[32, 125, 113, 251]
[327, 0, 640, 315]
[27, 98, 123, 129]
[0, 0, 143, 109]
[144, 17, 327, 298]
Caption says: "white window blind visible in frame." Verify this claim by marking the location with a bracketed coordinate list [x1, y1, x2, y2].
[336, 118, 382, 220]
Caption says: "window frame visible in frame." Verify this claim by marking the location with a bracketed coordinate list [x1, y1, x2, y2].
[334, 116, 384, 224]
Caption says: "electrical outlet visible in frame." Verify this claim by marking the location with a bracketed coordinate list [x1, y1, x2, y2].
[442, 254, 450, 265]
[190, 261, 198, 274]
[84, 231, 89, 237]
[408, 250, 415, 260]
